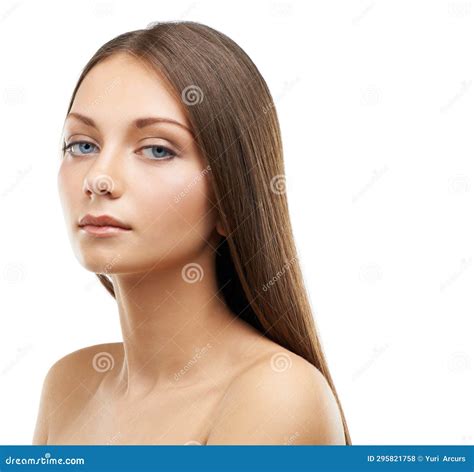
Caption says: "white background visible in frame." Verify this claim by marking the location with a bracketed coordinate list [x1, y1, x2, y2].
[0, 0, 473, 445]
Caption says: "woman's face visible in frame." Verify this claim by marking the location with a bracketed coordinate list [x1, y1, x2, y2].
[58, 53, 219, 275]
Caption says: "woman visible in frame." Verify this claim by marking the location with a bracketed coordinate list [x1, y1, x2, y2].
[33, 20, 351, 445]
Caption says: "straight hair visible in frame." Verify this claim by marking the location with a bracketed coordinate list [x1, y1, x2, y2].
[63, 20, 351, 445]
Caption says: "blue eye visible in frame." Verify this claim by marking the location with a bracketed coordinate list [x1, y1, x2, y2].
[63, 141, 98, 156]
[141, 145, 176, 161]
[61, 141, 177, 161]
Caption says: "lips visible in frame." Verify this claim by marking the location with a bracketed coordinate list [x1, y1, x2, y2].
[78, 214, 132, 230]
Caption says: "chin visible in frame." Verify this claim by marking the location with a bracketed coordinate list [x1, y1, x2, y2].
[74, 249, 122, 274]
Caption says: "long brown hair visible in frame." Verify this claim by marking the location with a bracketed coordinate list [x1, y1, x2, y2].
[63, 20, 351, 445]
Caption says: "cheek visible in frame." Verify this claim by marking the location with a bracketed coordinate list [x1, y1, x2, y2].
[135, 165, 217, 258]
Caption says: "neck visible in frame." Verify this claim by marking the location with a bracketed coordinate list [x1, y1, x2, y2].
[109, 249, 236, 399]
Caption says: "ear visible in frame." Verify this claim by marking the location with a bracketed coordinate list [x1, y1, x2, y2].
[216, 219, 227, 237]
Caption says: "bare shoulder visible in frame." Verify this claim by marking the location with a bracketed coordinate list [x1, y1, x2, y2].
[206, 347, 346, 445]
[32, 342, 122, 444]
[46, 342, 122, 386]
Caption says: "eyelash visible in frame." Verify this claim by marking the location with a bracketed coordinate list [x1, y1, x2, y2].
[61, 141, 177, 161]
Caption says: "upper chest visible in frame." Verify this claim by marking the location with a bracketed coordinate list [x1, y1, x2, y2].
[46, 381, 227, 445]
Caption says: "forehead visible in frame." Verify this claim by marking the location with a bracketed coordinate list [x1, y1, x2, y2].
[67, 53, 190, 130]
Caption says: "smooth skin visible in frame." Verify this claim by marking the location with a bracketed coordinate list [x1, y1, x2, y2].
[33, 53, 345, 445]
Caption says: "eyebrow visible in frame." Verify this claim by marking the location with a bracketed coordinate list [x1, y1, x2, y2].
[65, 112, 194, 136]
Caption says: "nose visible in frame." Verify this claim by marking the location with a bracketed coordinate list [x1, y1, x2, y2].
[82, 148, 125, 199]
